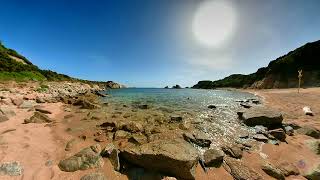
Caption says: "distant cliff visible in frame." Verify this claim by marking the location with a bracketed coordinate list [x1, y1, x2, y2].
[0, 41, 124, 88]
[193, 40, 320, 89]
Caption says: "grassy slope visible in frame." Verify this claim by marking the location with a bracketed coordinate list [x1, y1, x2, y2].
[0, 41, 73, 81]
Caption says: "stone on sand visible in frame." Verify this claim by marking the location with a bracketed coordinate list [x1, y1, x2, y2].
[80, 173, 107, 180]
[120, 139, 199, 180]
[58, 144, 104, 172]
[0, 107, 16, 117]
[305, 139, 320, 155]
[222, 145, 243, 159]
[261, 162, 285, 180]
[0, 161, 23, 176]
[297, 126, 320, 139]
[24, 111, 53, 124]
[203, 148, 225, 167]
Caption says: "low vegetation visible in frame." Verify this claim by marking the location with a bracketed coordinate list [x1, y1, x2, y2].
[193, 40, 320, 89]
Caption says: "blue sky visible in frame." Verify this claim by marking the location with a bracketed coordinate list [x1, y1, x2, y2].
[1, 0, 320, 87]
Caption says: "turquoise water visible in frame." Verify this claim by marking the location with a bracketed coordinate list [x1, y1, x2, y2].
[103, 88, 258, 147]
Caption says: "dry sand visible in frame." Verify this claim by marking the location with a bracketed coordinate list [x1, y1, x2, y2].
[1, 85, 320, 180]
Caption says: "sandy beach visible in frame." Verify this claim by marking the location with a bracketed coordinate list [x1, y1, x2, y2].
[0, 82, 320, 180]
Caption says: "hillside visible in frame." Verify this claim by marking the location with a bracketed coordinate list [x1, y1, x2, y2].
[0, 41, 123, 88]
[193, 40, 320, 89]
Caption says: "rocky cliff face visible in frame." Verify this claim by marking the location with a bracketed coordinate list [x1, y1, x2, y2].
[193, 40, 320, 89]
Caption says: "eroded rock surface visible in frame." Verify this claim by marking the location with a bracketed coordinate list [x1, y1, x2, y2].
[59, 144, 104, 172]
[120, 139, 199, 179]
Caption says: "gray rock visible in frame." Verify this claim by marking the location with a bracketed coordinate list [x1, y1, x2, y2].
[170, 115, 183, 122]
[19, 101, 34, 109]
[0, 115, 9, 123]
[114, 130, 131, 141]
[183, 132, 211, 147]
[254, 125, 268, 134]
[223, 157, 262, 180]
[179, 120, 191, 130]
[222, 145, 243, 159]
[138, 104, 149, 109]
[35, 97, 46, 103]
[203, 149, 225, 167]
[261, 162, 285, 180]
[35, 106, 52, 114]
[305, 139, 320, 155]
[120, 139, 199, 180]
[123, 121, 143, 133]
[253, 134, 269, 142]
[128, 134, 148, 145]
[277, 161, 299, 176]
[207, 105, 216, 109]
[74, 99, 101, 109]
[240, 103, 251, 109]
[304, 163, 320, 180]
[58, 144, 104, 172]
[65, 139, 77, 151]
[11, 98, 23, 106]
[241, 107, 283, 128]
[284, 126, 294, 136]
[101, 143, 120, 171]
[80, 173, 107, 180]
[268, 128, 286, 141]
[24, 112, 53, 124]
[0, 161, 23, 176]
[0, 107, 16, 117]
[297, 126, 320, 139]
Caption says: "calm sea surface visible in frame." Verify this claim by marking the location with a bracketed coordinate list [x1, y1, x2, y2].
[103, 88, 259, 147]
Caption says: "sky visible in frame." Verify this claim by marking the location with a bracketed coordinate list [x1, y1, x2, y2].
[0, 0, 320, 87]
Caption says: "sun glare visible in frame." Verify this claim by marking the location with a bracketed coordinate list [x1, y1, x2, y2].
[192, 1, 236, 48]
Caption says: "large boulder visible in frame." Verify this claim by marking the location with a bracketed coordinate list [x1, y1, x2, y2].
[58, 144, 104, 172]
[120, 139, 199, 180]
[240, 107, 283, 128]
[223, 157, 262, 180]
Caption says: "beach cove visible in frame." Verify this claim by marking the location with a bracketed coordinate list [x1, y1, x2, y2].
[0, 81, 319, 180]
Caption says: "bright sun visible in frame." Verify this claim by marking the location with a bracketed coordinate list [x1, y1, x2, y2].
[192, 1, 236, 47]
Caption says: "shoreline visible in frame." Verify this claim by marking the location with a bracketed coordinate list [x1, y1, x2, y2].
[0, 81, 319, 179]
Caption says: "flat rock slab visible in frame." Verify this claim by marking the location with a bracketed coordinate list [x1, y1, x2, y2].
[241, 107, 283, 128]
[120, 139, 199, 180]
[223, 157, 262, 180]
